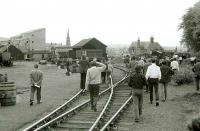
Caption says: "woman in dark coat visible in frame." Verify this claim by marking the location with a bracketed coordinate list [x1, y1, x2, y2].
[160, 60, 174, 101]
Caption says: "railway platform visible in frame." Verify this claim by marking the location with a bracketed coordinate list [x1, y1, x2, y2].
[0, 62, 81, 131]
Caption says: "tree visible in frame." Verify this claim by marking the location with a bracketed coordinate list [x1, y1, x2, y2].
[179, 1, 200, 52]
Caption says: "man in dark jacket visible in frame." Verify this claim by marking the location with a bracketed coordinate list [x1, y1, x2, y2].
[160, 61, 174, 101]
[128, 65, 148, 122]
[30, 64, 43, 106]
[192, 59, 200, 91]
[79, 55, 90, 90]
[129, 56, 138, 74]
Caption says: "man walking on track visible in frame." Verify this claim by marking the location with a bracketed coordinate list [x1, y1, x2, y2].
[145, 59, 161, 106]
[128, 65, 148, 122]
[30, 64, 43, 106]
[85, 59, 106, 111]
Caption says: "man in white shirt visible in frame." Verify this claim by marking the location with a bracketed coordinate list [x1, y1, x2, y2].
[145, 59, 161, 106]
[170, 58, 179, 72]
[85, 59, 106, 111]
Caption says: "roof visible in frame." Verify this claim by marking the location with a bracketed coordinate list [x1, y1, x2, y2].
[73, 38, 93, 48]
[30, 50, 51, 54]
[22, 28, 45, 34]
[55, 46, 72, 49]
[129, 41, 163, 50]
[11, 28, 46, 38]
[0, 45, 9, 54]
[73, 38, 107, 48]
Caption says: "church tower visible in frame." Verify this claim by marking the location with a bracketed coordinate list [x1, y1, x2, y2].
[66, 29, 71, 47]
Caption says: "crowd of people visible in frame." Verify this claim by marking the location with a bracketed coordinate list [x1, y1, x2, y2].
[127, 55, 200, 126]
[29, 55, 113, 112]
[28, 54, 200, 130]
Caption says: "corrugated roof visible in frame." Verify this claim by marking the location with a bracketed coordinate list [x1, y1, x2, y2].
[73, 38, 107, 48]
[73, 38, 93, 48]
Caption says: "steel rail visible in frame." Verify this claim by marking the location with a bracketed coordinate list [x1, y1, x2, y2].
[33, 85, 113, 131]
[100, 96, 132, 131]
[89, 75, 114, 131]
[23, 89, 83, 131]
[89, 68, 128, 131]
[34, 100, 90, 131]
[26, 66, 127, 131]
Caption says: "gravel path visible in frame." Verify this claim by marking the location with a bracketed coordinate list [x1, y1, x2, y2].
[128, 83, 200, 131]
[0, 62, 80, 131]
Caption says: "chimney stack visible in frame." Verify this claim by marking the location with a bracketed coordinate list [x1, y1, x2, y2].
[137, 37, 140, 47]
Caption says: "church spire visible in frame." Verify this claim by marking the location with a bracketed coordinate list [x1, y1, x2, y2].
[66, 29, 71, 47]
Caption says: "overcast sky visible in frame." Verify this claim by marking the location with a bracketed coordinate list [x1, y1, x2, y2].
[0, 0, 199, 47]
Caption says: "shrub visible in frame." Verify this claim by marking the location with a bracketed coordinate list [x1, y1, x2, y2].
[188, 115, 200, 131]
[173, 66, 194, 85]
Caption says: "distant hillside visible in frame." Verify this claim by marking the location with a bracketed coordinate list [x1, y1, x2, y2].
[163, 46, 187, 52]
[0, 37, 8, 42]
[107, 44, 129, 49]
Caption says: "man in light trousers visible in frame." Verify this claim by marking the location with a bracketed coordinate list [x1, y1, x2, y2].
[30, 64, 43, 106]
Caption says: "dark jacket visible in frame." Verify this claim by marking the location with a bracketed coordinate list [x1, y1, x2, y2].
[160, 65, 173, 83]
[128, 72, 147, 89]
[192, 62, 200, 78]
[129, 60, 138, 73]
[79, 60, 90, 73]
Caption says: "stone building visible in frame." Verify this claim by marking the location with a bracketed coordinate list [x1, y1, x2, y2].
[128, 36, 163, 56]
[10, 28, 46, 51]
[9, 28, 46, 60]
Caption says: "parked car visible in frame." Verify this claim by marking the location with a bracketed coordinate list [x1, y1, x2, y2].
[39, 60, 47, 65]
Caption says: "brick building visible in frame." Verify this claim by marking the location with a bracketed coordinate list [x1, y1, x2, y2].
[128, 36, 163, 56]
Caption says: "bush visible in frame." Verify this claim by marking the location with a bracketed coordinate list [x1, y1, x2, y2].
[188, 115, 200, 131]
[173, 66, 194, 85]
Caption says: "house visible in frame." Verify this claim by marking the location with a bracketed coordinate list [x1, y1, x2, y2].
[128, 36, 163, 56]
[30, 50, 51, 61]
[54, 46, 73, 58]
[45, 43, 73, 59]
[72, 38, 107, 59]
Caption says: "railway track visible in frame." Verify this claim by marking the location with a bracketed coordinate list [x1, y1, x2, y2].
[89, 67, 132, 131]
[22, 66, 127, 131]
